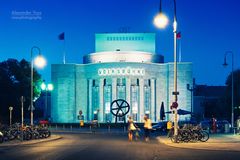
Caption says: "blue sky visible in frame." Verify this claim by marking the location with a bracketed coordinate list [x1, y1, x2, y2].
[0, 0, 239, 85]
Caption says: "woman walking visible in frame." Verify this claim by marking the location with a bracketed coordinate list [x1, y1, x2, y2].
[128, 116, 136, 141]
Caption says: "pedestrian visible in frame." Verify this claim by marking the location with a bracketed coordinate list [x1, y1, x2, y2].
[167, 121, 173, 137]
[211, 116, 217, 133]
[143, 115, 152, 142]
[128, 116, 136, 141]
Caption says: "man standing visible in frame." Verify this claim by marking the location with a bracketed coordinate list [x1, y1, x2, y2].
[143, 115, 152, 142]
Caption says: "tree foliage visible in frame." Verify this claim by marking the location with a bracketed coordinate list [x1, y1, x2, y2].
[0, 59, 43, 123]
[225, 69, 240, 121]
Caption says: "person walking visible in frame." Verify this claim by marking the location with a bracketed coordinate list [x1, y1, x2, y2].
[211, 116, 217, 133]
[167, 120, 173, 137]
[143, 115, 152, 142]
[128, 116, 136, 141]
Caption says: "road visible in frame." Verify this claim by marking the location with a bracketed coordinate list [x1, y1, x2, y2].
[0, 133, 240, 160]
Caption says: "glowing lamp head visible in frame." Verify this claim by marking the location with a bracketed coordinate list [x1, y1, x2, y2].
[34, 55, 46, 69]
[41, 82, 47, 90]
[153, 13, 169, 29]
[47, 83, 54, 91]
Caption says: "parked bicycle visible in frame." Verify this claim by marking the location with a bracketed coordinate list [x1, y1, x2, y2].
[168, 124, 209, 143]
[0, 123, 51, 143]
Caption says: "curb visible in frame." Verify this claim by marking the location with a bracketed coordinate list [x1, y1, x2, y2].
[157, 136, 240, 152]
[0, 135, 62, 147]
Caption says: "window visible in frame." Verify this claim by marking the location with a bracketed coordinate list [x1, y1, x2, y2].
[92, 85, 99, 120]
[131, 85, 139, 121]
[104, 85, 111, 122]
[144, 81, 151, 115]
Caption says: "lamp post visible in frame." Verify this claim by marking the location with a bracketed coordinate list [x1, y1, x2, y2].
[31, 46, 46, 126]
[223, 51, 234, 129]
[153, 0, 179, 142]
[9, 106, 13, 126]
[41, 81, 54, 119]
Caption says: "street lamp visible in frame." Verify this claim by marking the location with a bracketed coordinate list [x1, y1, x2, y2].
[31, 46, 46, 126]
[223, 51, 234, 129]
[41, 81, 54, 119]
[153, 0, 179, 142]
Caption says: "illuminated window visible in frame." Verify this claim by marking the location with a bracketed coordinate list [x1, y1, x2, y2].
[131, 85, 139, 121]
[117, 78, 126, 100]
[92, 84, 99, 120]
[144, 80, 151, 115]
[104, 84, 111, 122]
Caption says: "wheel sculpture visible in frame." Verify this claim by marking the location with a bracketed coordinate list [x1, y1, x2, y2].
[110, 99, 130, 123]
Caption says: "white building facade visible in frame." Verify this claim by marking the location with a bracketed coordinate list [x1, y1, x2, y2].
[51, 33, 192, 123]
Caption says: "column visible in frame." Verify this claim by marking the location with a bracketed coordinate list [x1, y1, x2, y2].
[150, 79, 156, 122]
[125, 78, 131, 117]
[99, 79, 104, 122]
[111, 78, 117, 122]
[88, 79, 93, 121]
[139, 78, 144, 122]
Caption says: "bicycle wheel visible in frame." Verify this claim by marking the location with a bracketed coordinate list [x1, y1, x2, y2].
[199, 131, 209, 142]
[170, 135, 180, 143]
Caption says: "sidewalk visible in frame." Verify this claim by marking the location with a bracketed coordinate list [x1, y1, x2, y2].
[157, 133, 240, 151]
[0, 135, 62, 147]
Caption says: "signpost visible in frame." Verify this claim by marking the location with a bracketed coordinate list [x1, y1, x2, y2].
[9, 106, 13, 126]
[78, 110, 84, 127]
[20, 96, 25, 128]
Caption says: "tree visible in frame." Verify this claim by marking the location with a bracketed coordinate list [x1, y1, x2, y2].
[225, 69, 240, 121]
[0, 59, 43, 123]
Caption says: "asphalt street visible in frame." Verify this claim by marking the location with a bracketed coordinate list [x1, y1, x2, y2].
[0, 133, 240, 160]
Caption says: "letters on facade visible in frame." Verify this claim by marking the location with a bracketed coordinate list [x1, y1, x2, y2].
[98, 67, 145, 76]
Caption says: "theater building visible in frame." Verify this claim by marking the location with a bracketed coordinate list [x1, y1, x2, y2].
[51, 33, 192, 123]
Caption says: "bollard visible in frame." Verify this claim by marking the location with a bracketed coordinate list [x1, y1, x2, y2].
[63, 124, 65, 130]
[108, 125, 110, 133]
[123, 126, 126, 133]
[56, 124, 58, 130]
[89, 125, 92, 132]
[70, 125, 72, 131]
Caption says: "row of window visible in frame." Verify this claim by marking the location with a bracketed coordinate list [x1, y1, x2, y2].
[92, 79, 152, 87]
[106, 36, 144, 41]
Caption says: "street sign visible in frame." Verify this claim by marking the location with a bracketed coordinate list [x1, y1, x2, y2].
[171, 102, 178, 109]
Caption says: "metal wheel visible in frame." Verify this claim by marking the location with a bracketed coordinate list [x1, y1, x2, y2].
[110, 99, 130, 117]
[199, 131, 209, 142]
